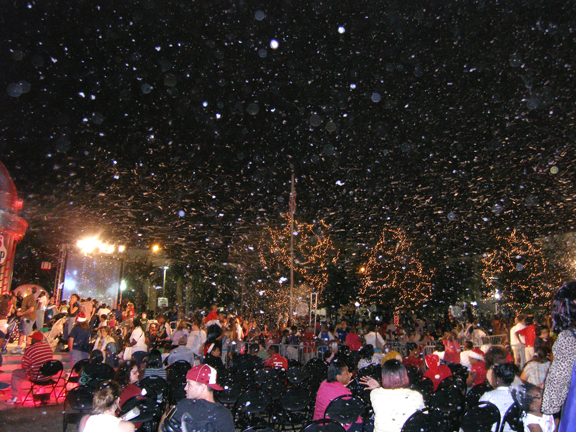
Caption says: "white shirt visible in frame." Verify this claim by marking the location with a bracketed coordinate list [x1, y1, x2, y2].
[98, 308, 111, 317]
[37, 296, 48, 311]
[522, 413, 555, 432]
[186, 329, 207, 356]
[460, 350, 473, 369]
[479, 387, 515, 432]
[364, 331, 385, 350]
[130, 326, 148, 353]
[371, 387, 425, 432]
[510, 323, 526, 345]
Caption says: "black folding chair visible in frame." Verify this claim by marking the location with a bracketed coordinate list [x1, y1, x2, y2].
[427, 385, 466, 430]
[22, 359, 64, 406]
[499, 403, 524, 432]
[461, 401, 501, 432]
[216, 378, 245, 410]
[166, 359, 192, 383]
[63, 386, 93, 432]
[168, 374, 187, 406]
[286, 367, 311, 386]
[234, 389, 273, 430]
[300, 419, 346, 432]
[279, 386, 313, 431]
[465, 382, 492, 409]
[324, 395, 365, 430]
[57, 358, 90, 400]
[139, 375, 169, 405]
[400, 409, 451, 432]
[120, 394, 162, 431]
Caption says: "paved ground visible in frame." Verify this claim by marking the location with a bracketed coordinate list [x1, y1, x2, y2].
[0, 404, 66, 432]
[0, 340, 71, 432]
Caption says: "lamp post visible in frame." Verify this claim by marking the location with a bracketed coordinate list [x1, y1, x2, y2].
[162, 266, 169, 297]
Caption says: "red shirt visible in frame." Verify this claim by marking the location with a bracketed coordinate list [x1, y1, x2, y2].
[424, 365, 452, 391]
[443, 340, 461, 364]
[470, 361, 487, 387]
[403, 356, 424, 369]
[22, 341, 54, 381]
[345, 334, 362, 351]
[264, 353, 288, 371]
[517, 325, 536, 347]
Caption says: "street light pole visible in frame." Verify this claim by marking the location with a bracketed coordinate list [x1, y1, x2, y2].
[162, 266, 168, 297]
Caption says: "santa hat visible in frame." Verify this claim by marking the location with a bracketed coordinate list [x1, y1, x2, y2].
[425, 354, 440, 371]
[76, 312, 87, 323]
[469, 348, 485, 361]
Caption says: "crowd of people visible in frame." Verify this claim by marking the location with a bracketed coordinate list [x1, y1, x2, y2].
[1, 282, 576, 432]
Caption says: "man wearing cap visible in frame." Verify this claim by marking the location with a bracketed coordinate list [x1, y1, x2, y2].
[159, 364, 234, 432]
[6, 331, 53, 403]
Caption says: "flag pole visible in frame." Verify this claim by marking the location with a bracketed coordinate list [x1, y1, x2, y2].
[289, 172, 295, 319]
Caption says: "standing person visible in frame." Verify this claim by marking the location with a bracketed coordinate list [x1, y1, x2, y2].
[69, 312, 92, 369]
[313, 360, 363, 431]
[363, 324, 385, 351]
[158, 364, 234, 432]
[510, 315, 526, 369]
[516, 316, 537, 366]
[442, 332, 461, 365]
[82, 297, 94, 323]
[11, 291, 37, 354]
[6, 332, 53, 404]
[0, 293, 13, 366]
[127, 318, 148, 367]
[64, 293, 81, 341]
[345, 326, 362, 352]
[186, 320, 207, 366]
[543, 281, 576, 431]
[335, 320, 348, 345]
[93, 327, 117, 368]
[79, 380, 135, 432]
[35, 291, 48, 331]
[360, 359, 425, 432]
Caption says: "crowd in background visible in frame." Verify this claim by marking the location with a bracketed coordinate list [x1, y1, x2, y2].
[1, 285, 574, 432]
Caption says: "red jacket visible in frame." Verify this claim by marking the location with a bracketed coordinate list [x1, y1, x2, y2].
[264, 353, 288, 371]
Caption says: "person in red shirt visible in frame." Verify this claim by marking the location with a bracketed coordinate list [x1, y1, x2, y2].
[263, 345, 288, 371]
[345, 326, 362, 352]
[7, 331, 54, 404]
[205, 304, 219, 324]
[466, 349, 487, 388]
[403, 345, 424, 371]
[516, 316, 536, 364]
[423, 354, 452, 391]
[442, 332, 461, 365]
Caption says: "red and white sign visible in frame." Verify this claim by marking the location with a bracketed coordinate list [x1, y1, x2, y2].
[0, 235, 7, 265]
[41, 262, 52, 270]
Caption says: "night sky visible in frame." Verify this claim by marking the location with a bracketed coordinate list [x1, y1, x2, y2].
[2, 1, 576, 307]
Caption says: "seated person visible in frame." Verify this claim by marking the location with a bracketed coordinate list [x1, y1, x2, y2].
[512, 383, 555, 432]
[479, 363, 519, 432]
[313, 360, 362, 431]
[167, 337, 194, 365]
[361, 359, 425, 432]
[142, 349, 167, 380]
[263, 345, 288, 371]
[423, 353, 452, 391]
[466, 348, 487, 388]
[229, 342, 264, 374]
[203, 341, 226, 376]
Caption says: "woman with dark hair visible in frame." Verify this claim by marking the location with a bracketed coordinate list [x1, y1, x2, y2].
[543, 281, 576, 430]
[170, 319, 190, 347]
[143, 349, 166, 379]
[79, 380, 135, 432]
[64, 293, 80, 340]
[312, 359, 362, 431]
[115, 360, 143, 409]
[127, 318, 148, 367]
[361, 359, 425, 432]
[68, 311, 91, 369]
[357, 344, 378, 370]
[479, 363, 519, 432]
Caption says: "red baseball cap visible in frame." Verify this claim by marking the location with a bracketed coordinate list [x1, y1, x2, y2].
[31, 332, 44, 341]
[186, 364, 223, 391]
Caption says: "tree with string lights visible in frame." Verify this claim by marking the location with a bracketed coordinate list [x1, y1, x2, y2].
[481, 229, 560, 308]
[258, 213, 339, 313]
[359, 227, 432, 310]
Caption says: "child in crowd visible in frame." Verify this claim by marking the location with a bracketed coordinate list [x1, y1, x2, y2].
[513, 383, 555, 432]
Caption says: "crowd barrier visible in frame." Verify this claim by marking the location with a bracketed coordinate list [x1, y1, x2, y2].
[222, 334, 508, 366]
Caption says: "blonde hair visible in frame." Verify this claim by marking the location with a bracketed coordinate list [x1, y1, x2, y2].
[92, 381, 121, 414]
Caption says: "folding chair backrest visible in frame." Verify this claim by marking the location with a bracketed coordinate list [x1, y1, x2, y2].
[461, 401, 501, 432]
[324, 395, 365, 426]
